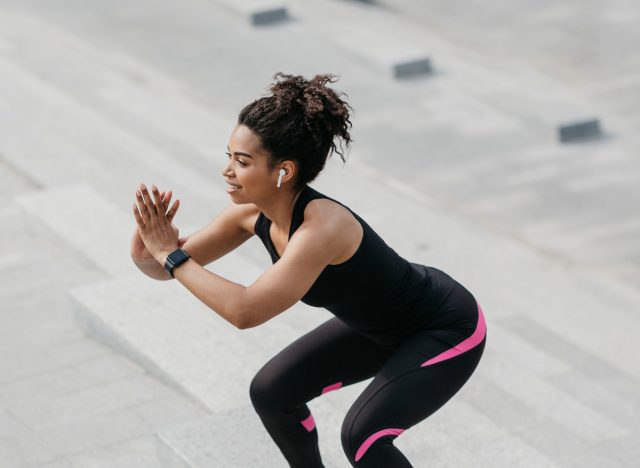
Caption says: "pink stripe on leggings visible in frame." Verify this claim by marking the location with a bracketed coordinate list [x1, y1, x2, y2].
[322, 381, 343, 394]
[355, 428, 405, 462]
[300, 414, 315, 432]
[421, 302, 486, 367]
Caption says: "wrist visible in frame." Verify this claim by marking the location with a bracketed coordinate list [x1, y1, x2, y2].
[156, 249, 174, 267]
[162, 248, 191, 278]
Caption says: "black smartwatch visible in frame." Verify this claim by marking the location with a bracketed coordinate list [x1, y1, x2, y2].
[164, 248, 191, 278]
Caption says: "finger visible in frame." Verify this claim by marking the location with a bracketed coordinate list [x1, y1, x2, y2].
[167, 199, 179, 222]
[151, 185, 166, 220]
[159, 191, 169, 212]
[162, 191, 173, 213]
[132, 202, 146, 229]
[136, 189, 150, 222]
[139, 183, 158, 217]
[167, 199, 180, 222]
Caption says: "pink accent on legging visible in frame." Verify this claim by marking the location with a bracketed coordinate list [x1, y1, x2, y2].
[355, 428, 405, 462]
[421, 302, 487, 367]
[322, 381, 343, 394]
[301, 414, 315, 432]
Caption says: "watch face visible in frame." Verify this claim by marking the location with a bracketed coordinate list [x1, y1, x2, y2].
[170, 249, 189, 262]
[168, 248, 190, 267]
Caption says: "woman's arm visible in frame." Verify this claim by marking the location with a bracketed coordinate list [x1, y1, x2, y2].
[167, 210, 347, 329]
[179, 203, 257, 266]
[134, 184, 345, 329]
[153, 202, 260, 328]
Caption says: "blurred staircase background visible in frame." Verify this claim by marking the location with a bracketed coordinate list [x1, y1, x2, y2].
[1, 0, 639, 466]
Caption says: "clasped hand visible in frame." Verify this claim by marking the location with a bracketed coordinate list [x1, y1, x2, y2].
[132, 183, 181, 265]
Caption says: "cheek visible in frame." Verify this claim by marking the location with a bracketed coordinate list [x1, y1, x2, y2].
[243, 166, 267, 181]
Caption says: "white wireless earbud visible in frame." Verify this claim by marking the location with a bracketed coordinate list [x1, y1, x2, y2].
[277, 168, 286, 188]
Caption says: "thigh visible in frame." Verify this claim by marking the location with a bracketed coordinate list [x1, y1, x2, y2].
[250, 316, 396, 407]
[342, 302, 487, 463]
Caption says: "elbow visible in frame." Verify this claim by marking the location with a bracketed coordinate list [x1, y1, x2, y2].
[231, 295, 253, 330]
[232, 287, 269, 330]
[235, 303, 260, 329]
[232, 290, 281, 330]
[235, 314, 249, 330]
[235, 312, 254, 330]
[236, 306, 281, 330]
[235, 304, 268, 330]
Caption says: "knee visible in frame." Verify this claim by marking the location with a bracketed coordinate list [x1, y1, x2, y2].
[341, 414, 404, 465]
[249, 364, 293, 415]
[249, 369, 276, 412]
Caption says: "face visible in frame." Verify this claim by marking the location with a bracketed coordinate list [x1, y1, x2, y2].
[222, 124, 295, 203]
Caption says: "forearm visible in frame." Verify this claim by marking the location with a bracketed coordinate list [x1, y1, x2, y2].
[171, 257, 247, 329]
[132, 255, 172, 281]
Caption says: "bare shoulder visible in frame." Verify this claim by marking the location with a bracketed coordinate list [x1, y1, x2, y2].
[303, 198, 363, 264]
[228, 203, 261, 235]
[304, 198, 352, 224]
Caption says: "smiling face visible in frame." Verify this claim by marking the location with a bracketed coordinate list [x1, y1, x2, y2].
[221, 124, 296, 203]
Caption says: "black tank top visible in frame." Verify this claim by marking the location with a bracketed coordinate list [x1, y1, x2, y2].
[254, 184, 458, 348]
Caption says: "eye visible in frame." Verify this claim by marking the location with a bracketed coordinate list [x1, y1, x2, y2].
[226, 152, 247, 167]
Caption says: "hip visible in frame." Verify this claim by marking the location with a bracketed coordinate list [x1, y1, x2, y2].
[416, 267, 481, 334]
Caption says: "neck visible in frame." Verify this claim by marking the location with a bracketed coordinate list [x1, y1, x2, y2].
[254, 185, 305, 235]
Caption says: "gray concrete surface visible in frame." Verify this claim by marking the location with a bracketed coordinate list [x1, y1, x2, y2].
[1, 0, 639, 466]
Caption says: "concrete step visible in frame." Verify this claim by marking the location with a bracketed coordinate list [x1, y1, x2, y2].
[14, 183, 149, 276]
[0, 54, 225, 230]
[211, 0, 289, 26]
[275, 0, 607, 146]
[0, 12, 231, 229]
[70, 272, 307, 412]
[155, 406, 292, 468]
[287, 0, 434, 80]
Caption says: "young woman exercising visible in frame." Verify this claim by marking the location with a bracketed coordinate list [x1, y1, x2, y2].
[131, 73, 487, 467]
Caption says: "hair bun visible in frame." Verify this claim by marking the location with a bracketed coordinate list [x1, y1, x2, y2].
[270, 73, 341, 117]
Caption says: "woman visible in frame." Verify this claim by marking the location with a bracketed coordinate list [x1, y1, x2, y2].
[131, 73, 487, 468]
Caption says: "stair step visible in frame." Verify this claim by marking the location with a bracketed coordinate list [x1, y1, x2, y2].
[288, 0, 434, 79]
[210, 0, 289, 26]
[69, 265, 316, 413]
[155, 406, 286, 468]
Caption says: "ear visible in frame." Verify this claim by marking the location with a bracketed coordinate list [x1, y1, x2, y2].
[279, 160, 297, 184]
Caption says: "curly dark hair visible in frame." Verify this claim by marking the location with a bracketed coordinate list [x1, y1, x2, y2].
[238, 72, 353, 191]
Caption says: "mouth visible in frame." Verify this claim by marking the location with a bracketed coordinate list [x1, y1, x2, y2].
[225, 182, 242, 193]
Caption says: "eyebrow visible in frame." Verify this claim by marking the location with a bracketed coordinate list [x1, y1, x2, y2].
[226, 146, 254, 158]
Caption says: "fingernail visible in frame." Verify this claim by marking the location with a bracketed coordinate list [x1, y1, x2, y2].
[141, 183, 146, 190]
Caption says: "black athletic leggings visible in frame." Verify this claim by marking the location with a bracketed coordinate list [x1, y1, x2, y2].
[249, 283, 487, 467]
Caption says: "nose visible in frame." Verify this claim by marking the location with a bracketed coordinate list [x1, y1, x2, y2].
[221, 160, 233, 177]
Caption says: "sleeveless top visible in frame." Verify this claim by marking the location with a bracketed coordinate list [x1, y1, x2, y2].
[253, 184, 457, 348]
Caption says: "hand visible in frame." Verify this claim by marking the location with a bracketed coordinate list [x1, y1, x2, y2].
[132, 183, 181, 264]
[131, 189, 179, 262]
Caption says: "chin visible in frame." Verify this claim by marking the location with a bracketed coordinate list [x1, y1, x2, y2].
[228, 193, 250, 204]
